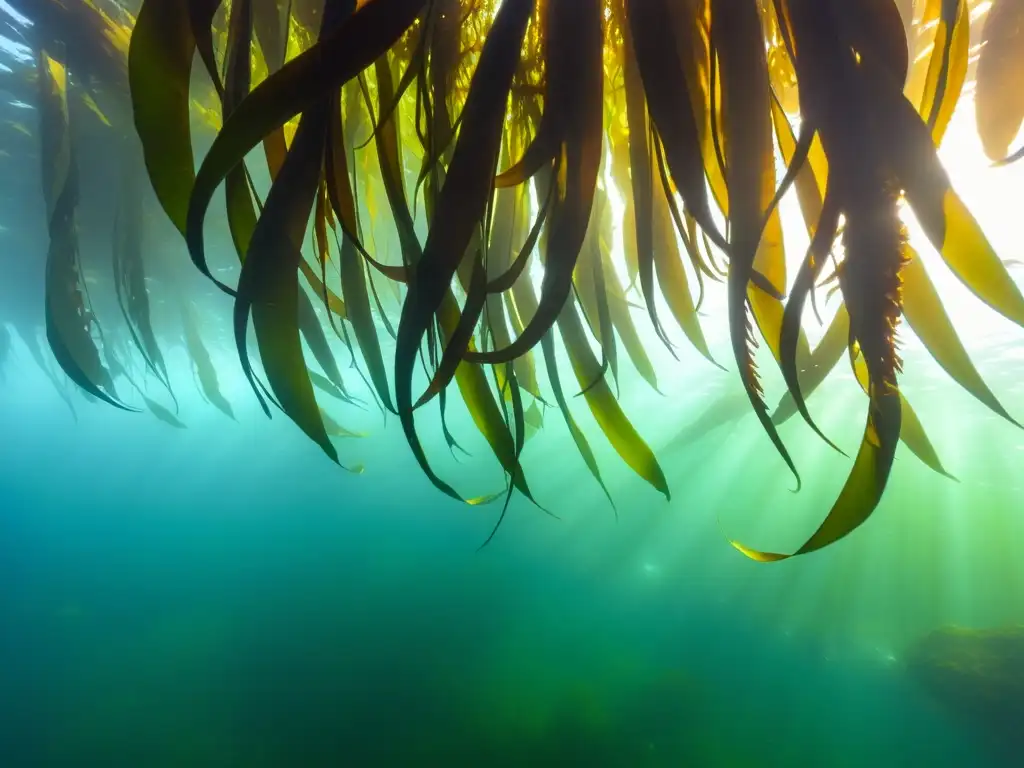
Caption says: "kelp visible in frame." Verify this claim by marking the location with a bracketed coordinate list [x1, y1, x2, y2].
[13, 0, 133, 97]
[730, 0, 1017, 561]
[297, 287, 350, 402]
[143, 394, 188, 428]
[320, 407, 368, 439]
[394, 0, 535, 504]
[37, 49, 129, 411]
[975, 0, 1024, 162]
[12, 0, 1022, 557]
[713, 0, 802, 488]
[112, 145, 176, 406]
[181, 300, 235, 420]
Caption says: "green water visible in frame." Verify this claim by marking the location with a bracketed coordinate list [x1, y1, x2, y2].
[1, 323, 1020, 765]
[1, 7, 1022, 762]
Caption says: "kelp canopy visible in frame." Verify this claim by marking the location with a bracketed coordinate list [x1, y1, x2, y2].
[5, 0, 1024, 557]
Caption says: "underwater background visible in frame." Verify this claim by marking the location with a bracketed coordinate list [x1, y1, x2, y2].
[2, 1, 1024, 766]
[7, 310, 1024, 768]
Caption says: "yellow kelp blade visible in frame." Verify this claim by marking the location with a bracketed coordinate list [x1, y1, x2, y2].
[603, 245, 660, 393]
[558, 297, 670, 501]
[368, 54, 420, 266]
[731, 385, 901, 562]
[916, 0, 970, 145]
[651, 172, 717, 365]
[524, 265, 615, 509]
[771, 297, 952, 478]
[765, 93, 820, 366]
[880, 67, 1024, 332]
[851, 352, 955, 480]
[572, 208, 620, 389]
[901, 244, 1020, 426]
[607, 114, 640, 290]
[80, 93, 112, 127]
[896, 391, 955, 480]
[923, 189, 1024, 329]
[667, 0, 730, 215]
[438, 291, 538, 508]
[732, 0, 906, 561]
[747, 207, 791, 362]
[974, 0, 1024, 161]
[769, 94, 827, 237]
[252, 0, 292, 177]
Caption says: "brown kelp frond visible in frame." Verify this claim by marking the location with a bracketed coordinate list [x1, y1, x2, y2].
[37, 49, 133, 412]
[13, 0, 1021, 556]
[731, 0, 910, 561]
[713, 0, 803, 488]
[730, 0, 1002, 561]
[394, 0, 536, 504]
[469, 0, 604, 366]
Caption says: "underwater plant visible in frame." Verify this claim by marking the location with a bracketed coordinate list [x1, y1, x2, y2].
[5, 0, 1023, 557]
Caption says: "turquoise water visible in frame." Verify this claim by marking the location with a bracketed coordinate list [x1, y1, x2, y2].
[1, 335, 1018, 765]
[2, 0, 1024, 763]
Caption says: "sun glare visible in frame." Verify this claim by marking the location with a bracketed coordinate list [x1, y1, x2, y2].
[594, 91, 1024, 359]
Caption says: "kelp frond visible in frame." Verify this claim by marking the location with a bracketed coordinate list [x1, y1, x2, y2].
[10, 0, 1022, 556]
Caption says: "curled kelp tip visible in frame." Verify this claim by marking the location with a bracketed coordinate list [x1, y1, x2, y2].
[728, 539, 789, 564]
[11, 0, 1022, 558]
[144, 395, 187, 429]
